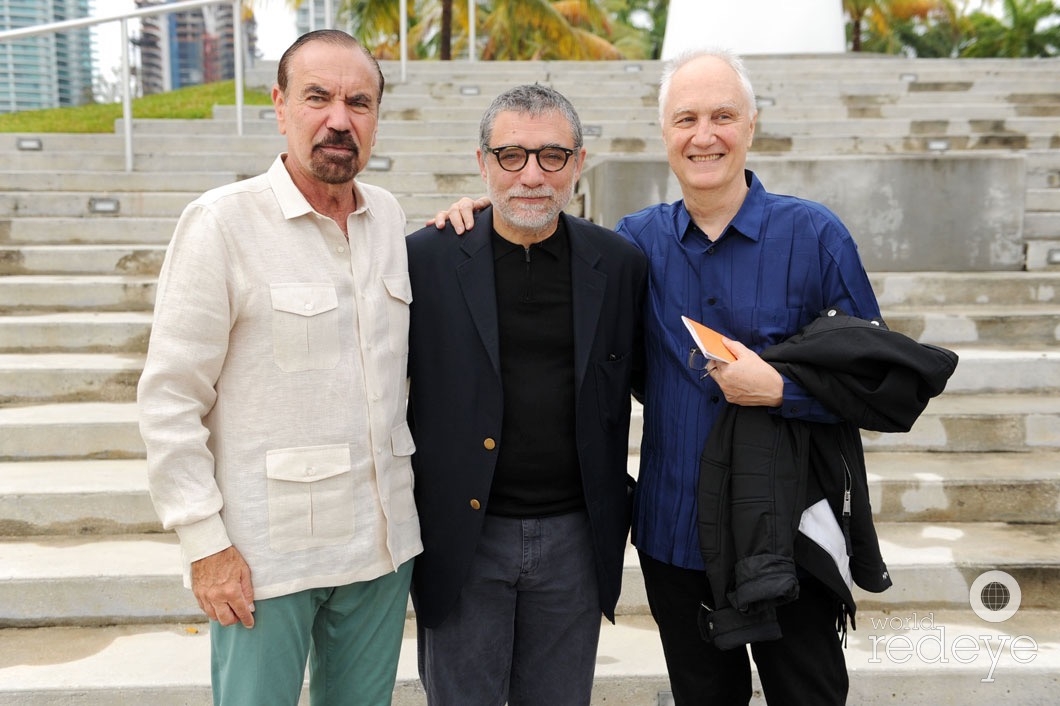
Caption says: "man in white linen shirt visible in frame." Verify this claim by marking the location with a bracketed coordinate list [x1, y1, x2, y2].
[137, 30, 421, 706]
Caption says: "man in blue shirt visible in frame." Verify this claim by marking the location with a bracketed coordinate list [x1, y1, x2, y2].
[434, 49, 881, 705]
[615, 50, 880, 706]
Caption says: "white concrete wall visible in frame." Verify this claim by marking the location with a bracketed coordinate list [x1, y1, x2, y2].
[661, 0, 846, 59]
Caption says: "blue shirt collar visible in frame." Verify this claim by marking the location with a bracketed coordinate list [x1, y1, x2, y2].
[676, 170, 766, 244]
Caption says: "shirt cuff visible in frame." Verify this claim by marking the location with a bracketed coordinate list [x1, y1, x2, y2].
[174, 513, 232, 566]
[777, 376, 840, 423]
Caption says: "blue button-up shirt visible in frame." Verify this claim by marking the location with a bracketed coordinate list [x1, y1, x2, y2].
[615, 170, 881, 570]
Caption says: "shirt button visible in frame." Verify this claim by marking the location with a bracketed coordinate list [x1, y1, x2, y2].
[306, 466, 316, 476]
[469, 499, 481, 510]
[707, 297, 717, 305]
[304, 302, 314, 311]
[711, 395, 720, 403]
[483, 438, 496, 450]
[337, 245, 346, 253]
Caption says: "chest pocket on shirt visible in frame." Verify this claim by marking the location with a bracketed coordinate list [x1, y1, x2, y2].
[270, 284, 340, 372]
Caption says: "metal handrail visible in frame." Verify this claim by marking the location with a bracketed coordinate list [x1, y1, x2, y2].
[0, 0, 244, 171]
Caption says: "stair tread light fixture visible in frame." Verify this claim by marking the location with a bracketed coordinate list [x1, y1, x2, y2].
[367, 156, 392, 171]
[88, 197, 121, 214]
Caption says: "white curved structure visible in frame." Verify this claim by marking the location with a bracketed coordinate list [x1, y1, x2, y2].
[661, 0, 846, 59]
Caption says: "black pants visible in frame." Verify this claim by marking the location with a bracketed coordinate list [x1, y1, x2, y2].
[638, 551, 849, 706]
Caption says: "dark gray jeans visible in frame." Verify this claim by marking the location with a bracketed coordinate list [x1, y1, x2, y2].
[417, 511, 601, 706]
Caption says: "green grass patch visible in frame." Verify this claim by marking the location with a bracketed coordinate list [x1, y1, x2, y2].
[0, 81, 273, 134]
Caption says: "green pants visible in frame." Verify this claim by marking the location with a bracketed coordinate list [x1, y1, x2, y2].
[210, 560, 413, 706]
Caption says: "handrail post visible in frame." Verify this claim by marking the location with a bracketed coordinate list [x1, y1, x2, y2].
[120, 18, 134, 172]
[233, 0, 244, 136]
[400, 0, 408, 83]
[469, 0, 476, 62]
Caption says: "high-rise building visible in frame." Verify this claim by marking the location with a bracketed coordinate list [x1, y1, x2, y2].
[135, 0, 244, 95]
[295, 0, 347, 36]
[0, 0, 93, 113]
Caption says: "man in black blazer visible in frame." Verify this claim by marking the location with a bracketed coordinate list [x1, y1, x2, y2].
[405, 84, 647, 706]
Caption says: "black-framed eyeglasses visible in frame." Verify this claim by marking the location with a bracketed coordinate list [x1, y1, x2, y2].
[488, 145, 576, 173]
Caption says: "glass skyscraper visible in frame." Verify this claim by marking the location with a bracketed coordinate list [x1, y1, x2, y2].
[0, 0, 93, 113]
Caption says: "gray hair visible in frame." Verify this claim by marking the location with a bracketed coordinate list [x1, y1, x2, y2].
[658, 48, 757, 124]
[479, 84, 584, 150]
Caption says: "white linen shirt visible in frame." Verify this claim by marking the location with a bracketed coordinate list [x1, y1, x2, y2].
[138, 154, 422, 600]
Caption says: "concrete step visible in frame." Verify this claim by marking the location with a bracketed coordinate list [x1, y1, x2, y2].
[0, 312, 152, 353]
[2, 389, 1057, 464]
[0, 353, 144, 404]
[0, 244, 165, 275]
[0, 460, 158, 536]
[857, 522, 1060, 612]
[1026, 187, 1060, 212]
[2, 150, 274, 175]
[117, 116, 284, 136]
[0, 216, 176, 245]
[937, 348, 1060, 394]
[2, 347, 1056, 406]
[372, 76, 1060, 100]
[1025, 211, 1060, 239]
[869, 271, 1060, 307]
[1, 445, 1053, 539]
[372, 120, 1060, 152]
[859, 392, 1060, 453]
[1, 519, 1056, 626]
[866, 451, 1060, 524]
[0, 402, 143, 461]
[372, 55, 1058, 76]
[0, 275, 155, 312]
[2, 133, 283, 155]
[631, 392, 1060, 455]
[771, 102, 1060, 121]
[355, 171, 483, 195]
[748, 132, 1059, 154]
[0, 171, 238, 193]
[1026, 150, 1060, 189]
[754, 116, 1060, 137]
[883, 308, 1060, 347]
[0, 534, 197, 627]
[106, 114, 1060, 144]
[0, 608, 1057, 705]
[6, 271, 1057, 316]
[1, 447, 1052, 538]
[0, 192, 191, 219]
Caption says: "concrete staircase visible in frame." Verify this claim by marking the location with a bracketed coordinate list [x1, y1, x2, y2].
[1, 56, 1059, 704]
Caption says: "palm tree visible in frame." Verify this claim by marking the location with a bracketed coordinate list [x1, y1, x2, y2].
[274, 0, 629, 60]
[440, 0, 454, 59]
[481, 0, 622, 59]
[961, 0, 1060, 57]
[846, 0, 958, 53]
[602, 0, 669, 59]
[845, 0, 882, 51]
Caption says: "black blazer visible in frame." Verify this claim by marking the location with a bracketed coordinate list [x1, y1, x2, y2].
[405, 208, 647, 628]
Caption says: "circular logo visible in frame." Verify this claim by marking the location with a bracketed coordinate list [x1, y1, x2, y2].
[969, 570, 1021, 622]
